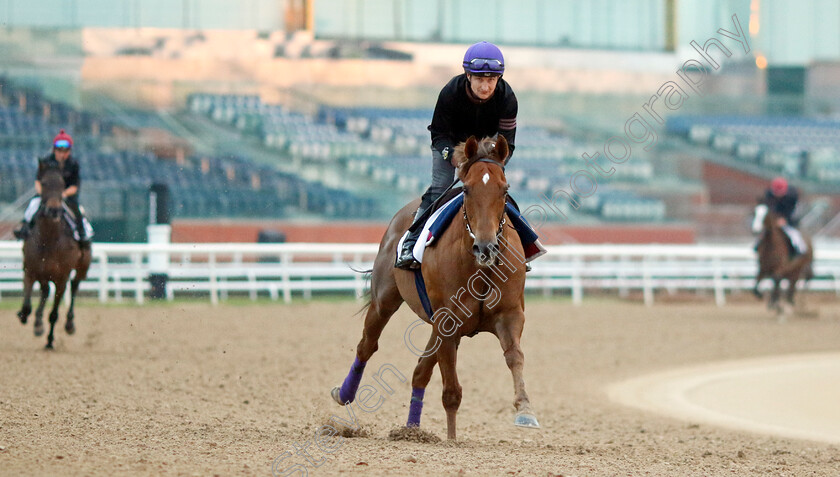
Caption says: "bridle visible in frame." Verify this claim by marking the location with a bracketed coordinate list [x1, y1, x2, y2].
[462, 158, 507, 240]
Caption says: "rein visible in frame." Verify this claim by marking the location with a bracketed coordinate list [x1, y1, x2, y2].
[462, 157, 507, 240]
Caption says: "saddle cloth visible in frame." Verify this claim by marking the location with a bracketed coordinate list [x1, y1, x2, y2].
[24, 196, 94, 241]
[781, 225, 808, 254]
[396, 192, 547, 265]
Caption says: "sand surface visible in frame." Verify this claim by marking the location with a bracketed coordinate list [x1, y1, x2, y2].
[1, 297, 840, 476]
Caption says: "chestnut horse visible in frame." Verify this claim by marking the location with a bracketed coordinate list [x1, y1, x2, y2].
[331, 135, 538, 440]
[17, 165, 91, 349]
[751, 203, 813, 319]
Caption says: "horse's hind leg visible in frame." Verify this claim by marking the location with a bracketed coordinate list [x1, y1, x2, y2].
[65, 276, 82, 335]
[405, 333, 440, 428]
[45, 279, 68, 350]
[496, 313, 539, 429]
[752, 270, 768, 300]
[768, 278, 781, 311]
[17, 274, 34, 324]
[33, 281, 50, 337]
[332, 269, 404, 405]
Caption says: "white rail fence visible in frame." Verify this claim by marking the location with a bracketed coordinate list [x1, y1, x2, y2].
[1, 241, 839, 307]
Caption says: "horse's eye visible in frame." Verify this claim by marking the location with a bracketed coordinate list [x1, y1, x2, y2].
[463, 187, 470, 195]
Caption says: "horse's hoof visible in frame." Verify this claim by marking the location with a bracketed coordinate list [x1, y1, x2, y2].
[44, 343, 54, 351]
[331, 386, 346, 406]
[513, 411, 540, 429]
[34, 322, 45, 337]
[65, 321, 75, 335]
[17, 311, 27, 324]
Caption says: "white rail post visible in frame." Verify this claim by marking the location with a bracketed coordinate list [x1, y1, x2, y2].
[248, 269, 257, 301]
[133, 252, 144, 305]
[209, 252, 218, 306]
[98, 250, 109, 303]
[571, 256, 583, 306]
[281, 252, 291, 304]
[642, 255, 654, 306]
[713, 257, 725, 306]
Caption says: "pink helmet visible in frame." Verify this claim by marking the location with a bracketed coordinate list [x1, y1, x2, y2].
[771, 177, 788, 196]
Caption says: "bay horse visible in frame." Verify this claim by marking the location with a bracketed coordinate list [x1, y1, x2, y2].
[331, 135, 538, 440]
[751, 203, 813, 319]
[17, 164, 92, 349]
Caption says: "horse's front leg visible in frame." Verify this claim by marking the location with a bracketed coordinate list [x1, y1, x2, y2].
[33, 280, 50, 337]
[405, 332, 440, 428]
[65, 276, 82, 335]
[17, 274, 34, 324]
[45, 279, 68, 350]
[496, 313, 539, 429]
[437, 336, 462, 440]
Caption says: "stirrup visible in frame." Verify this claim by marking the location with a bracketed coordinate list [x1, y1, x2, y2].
[395, 238, 420, 269]
[395, 253, 420, 270]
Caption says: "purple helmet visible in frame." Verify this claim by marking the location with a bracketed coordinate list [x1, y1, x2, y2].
[462, 41, 505, 75]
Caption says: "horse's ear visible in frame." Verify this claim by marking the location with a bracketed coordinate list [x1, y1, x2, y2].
[495, 135, 509, 163]
[464, 136, 478, 159]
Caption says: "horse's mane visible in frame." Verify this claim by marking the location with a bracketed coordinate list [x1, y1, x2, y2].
[452, 136, 508, 179]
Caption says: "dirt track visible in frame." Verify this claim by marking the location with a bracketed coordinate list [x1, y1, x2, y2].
[1, 296, 839, 476]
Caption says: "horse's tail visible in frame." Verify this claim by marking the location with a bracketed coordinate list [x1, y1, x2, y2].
[349, 266, 373, 316]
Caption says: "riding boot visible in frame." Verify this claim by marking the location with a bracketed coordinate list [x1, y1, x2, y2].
[75, 217, 90, 247]
[13, 220, 30, 240]
[395, 205, 431, 269]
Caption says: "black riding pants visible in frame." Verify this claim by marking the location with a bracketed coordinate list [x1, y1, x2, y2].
[64, 196, 85, 230]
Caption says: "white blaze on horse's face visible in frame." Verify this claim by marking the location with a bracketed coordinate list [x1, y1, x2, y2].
[752, 204, 768, 234]
[464, 165, 507, 268]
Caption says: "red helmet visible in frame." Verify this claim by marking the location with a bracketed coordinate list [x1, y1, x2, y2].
[771, 176, 788, 196]
[53, 129, 73, 149]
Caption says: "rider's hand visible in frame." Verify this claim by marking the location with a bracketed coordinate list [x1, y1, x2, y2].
[442, 147, 452, 165]
[776, 217, 787, 227]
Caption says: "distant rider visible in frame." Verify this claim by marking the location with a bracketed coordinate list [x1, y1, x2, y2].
[761, 176, 806, 256]
[14, 129, 90, 246]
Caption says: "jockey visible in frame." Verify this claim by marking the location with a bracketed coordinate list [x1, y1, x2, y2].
[14, 129, 90, 246]
[762, 176, 807, 255]
[395, 41, 518, 269]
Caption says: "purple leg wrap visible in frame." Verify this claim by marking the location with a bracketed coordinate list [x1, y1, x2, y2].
[406, 387, 425, 427]
[338, 357, 366, 404]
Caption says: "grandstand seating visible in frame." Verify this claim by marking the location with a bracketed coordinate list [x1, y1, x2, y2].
[0, 80, 668, 232]
[667, 114, 840, 184]
[0, 81, 382, 231]
[189, 93, 666, 223]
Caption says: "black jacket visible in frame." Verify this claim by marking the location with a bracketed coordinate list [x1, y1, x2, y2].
[428, 74, 517, 158]
[763, 187, 798, 224]
[37, 153, 81, 190]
